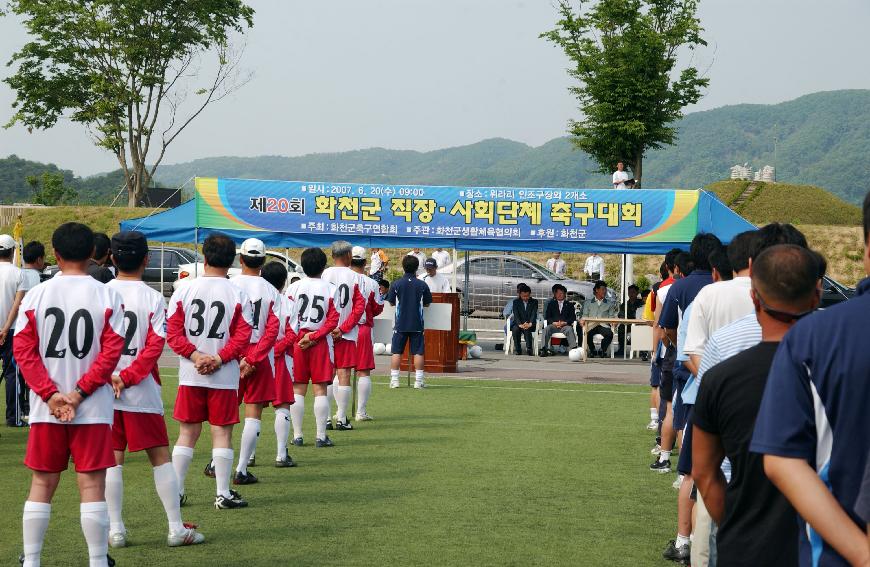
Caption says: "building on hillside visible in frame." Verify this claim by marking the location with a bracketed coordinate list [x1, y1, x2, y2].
[753, 166, 775, 182]
[730, 164, 753, 180]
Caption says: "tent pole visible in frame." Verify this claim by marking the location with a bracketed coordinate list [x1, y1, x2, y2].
[462, 250, 469, 332]
[160, 243, 165, 296]
[194, 228, 199, 277]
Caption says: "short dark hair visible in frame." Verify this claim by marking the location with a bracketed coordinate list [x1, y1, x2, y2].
[517, 283, 531, 294]
[593, 280, 607, 292]
[708, 248, 733, 281]
[261, 261, 288, 291]
[628, 284, 639, 293]
[689, 233, 723, 271]
[23, 241, 45, 264]
[93, 233, 111, 260]
[664, 248, 682, 272]
[659, 262, 669, 280]
[675, 252, 693, 276]
[863, 191, 870, 244]
[351, 258, 366, 269]
[552, 284, 567, 295]
[727, 231, 757, 273]
[300, 247, 327, 277]
[240, 254, 266, 269]
[402, 255, 419, 274]
[752, 245, 820, 305]
[379, 278, 390, 289]
[202, 232, 236, 268]
[0, 248, 12, 260]
[750, 223, 808, 259]
[813, 250, 827, 279]
[52, 222, 94, 262]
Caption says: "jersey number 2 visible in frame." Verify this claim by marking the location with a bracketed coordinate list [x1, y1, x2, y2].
[189, 299, 226, 339]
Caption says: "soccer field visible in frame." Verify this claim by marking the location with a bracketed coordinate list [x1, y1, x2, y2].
[1, 371, 678, 566]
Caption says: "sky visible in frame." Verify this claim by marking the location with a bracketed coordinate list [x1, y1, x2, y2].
[1, 0, 869, 177]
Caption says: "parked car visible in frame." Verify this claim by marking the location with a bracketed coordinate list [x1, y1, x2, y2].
[173, 250, 301, 292]
[42, 245, 203, 296]
[447, 254, 617, 316]
[821, 275, 854, 308]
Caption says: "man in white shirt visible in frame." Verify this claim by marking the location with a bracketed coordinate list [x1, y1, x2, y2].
[612, 161, 630, 190]
[584, 252, 605, 281]
[432, 248, 452, 270]
[546, 252, 566, 276]
[406, 249, 427, 276]
[422, 259, 451, 293]
[0, 233, 28, 426]
[369, 248, 388, 278]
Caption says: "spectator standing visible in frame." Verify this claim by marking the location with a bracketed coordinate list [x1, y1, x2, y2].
[369, 248, 389, 280]
[510, 284, 538, 356]
[750, 193, 870, 567]
[612, 161, 630, 190]
[543, 284, 578, 354]
[0, 234, 27, 426]
[693, 245, 821, 567]
[432, 248, 451, 270]
[583, 252, 605, 281]
[406, 248, 427, 276]
[547, 252, 567, 276]
[87, 232, 115, 283]
[616, 284, 645, 356]
[421, 259, 451, 293]
[580, 281, 617, 357]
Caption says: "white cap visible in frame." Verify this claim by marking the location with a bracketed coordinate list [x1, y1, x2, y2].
[0, 234, 15, 251]
[351, 246, 366, 260]
[240, 238, 265, 256]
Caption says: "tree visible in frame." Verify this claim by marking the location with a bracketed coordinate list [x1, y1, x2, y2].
[26, 172, 78, 205]
[542, 0, 708, 187]
[4, 0, 254, 206]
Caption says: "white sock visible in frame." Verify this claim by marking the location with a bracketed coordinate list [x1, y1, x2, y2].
[172, 445, 194, 496]
[80, 501, 109, 567]
[390, 369, 400, 382]
[357, 376, 372, 415]
[275, 407, 291, 458]
[105, 465, 124, 535]
[676, 534, 691, 548]
[660, 450, 671, 462]
[22, 501, 50, 567]
[650, 408, 659, 421]
[335, 385, 352, 422]
[314, 395, 329, 440]
[212, 448, 234, 498]
[153, 462, 184, 534]
[326, 381, 335, 417]
[289, 396, 305, 440]
[236, 418, 261, 474]
[415, 369, 424, 383]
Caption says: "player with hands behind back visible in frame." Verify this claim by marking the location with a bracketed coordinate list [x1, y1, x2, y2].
[14, 222, 126, 567]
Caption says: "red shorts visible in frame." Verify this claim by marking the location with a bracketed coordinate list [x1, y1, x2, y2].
[334, 337, 357, 369]
[356, 325, 376, 372]
[25, 423, 115, 473]
[112, 410, 170, 453]
[173, 385, 239, 426]
[292, 339, 334, 384]
[273, 354, 295, 406]
[238, 360, 276, 405]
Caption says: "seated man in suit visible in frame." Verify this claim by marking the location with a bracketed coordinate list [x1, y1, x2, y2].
[510, 283, 538, 356]
[580, 280, 617, 357]
[543, 284, 577, 354]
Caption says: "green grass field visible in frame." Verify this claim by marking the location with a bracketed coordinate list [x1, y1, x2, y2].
[0, 370, 680, 566]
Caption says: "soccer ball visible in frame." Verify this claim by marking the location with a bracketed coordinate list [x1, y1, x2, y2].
[384, 343, 392, 355]
[373, 342, 386, 355]
[468, 345, 483, 358]
[568, 348, 583, 362]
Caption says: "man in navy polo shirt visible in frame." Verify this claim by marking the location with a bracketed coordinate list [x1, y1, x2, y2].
[386, 255, 432, 390]
[751, 191, 870, 567]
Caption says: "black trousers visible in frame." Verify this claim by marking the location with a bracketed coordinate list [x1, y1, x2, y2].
[586, 325, 613, 354]
[511, 326, 534, 354]
[1, 336, 28, 425]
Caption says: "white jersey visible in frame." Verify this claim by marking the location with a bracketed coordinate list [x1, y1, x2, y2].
[278, 294, 294, 377]
[321, 266, 364, 342]
[358, 274, 383, 326]
[167, 276, 254, 390]
[231, 274, 280, 345]
[0, 262, 25, 325]
[422, 273, 452, 294]
[285, 277, 339, 336]
[107, 280, 166, 414]
[14, 275, 125, 425]
[432, 250, 451, 268]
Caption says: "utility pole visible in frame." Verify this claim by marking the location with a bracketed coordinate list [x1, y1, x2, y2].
[773, 124, 778, 182]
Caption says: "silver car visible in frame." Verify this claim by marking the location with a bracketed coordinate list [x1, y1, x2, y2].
[450, 254, 617, 316]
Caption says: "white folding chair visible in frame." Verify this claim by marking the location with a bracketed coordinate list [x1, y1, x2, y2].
[504, 314, 514, 356]
[629, 324, 654, 359]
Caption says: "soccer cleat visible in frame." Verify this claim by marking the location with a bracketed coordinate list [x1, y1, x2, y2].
[203, 461, 215, 478]
[662, 540, 690, 564]
[109, 531, 127, 548]
[315, 436, 334, 448]
[651, 444, 662, 455]
[247, 455, 256, 467]
[291, 437, 304, 447]
[673, 474, 685, 490]
[275, 451, 296, 468]
[389, 379, 400, 389]
[646, 419, 659, 430]
[649, 459, 672, 473]
[233, 470, 258, 485]
[326, 418, 333, 431]
[336, 418, 354, 431]
[167, 523, 205, 547]
[414, 380, 426, 389]
[215, 492, 248, 509]
[179, 493, 188, 507]
[355, 412, 373, 421]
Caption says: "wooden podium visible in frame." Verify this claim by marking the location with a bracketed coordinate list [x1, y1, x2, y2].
[399, 292, 460, 373]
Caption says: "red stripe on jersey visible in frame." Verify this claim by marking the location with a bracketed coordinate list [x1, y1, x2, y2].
[77, 308, 126, 396]
[368, 290, 384, 324]
[13, 309, 59, 402]
[166, 300, 197, 359]
[218, 302, 253, 363]
[310, 298, 339, 341]
[245, 303, 279, 365]
[339, 284, 366, 334]
[119, 312, 166, 387]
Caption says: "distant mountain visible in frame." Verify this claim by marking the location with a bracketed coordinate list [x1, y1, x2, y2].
[3, 89, 869, 205]
[0, 155, 125, 205]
